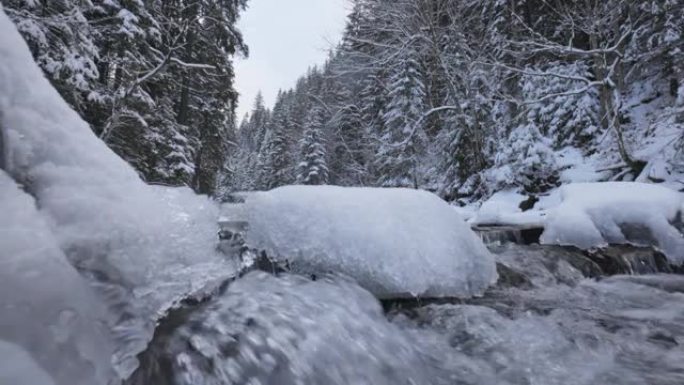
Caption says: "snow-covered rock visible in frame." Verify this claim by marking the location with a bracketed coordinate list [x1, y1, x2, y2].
[541, 182, 684, 263]
[0, 7, 237, 382]
[242, 185, 498, 298]
[470, 189, 545, 228]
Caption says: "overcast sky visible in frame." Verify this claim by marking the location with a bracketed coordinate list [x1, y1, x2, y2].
[234, 0, 350, 120]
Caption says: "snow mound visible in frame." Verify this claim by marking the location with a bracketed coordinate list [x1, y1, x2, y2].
[541, 182, 684, 263]
[242, 185, 497, 298]
[0, 8, 237, 382]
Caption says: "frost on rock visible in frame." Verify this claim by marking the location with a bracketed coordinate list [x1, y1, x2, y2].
[541, 182, 684, 264]
[0, 8, 236, 381]
[243, 185, 498, 298]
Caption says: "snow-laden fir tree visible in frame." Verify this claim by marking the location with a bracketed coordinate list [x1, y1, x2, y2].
[520, 62, 601, 149]
[297, 106, 329, 185]
[222, 0, 684, 197]
[492, 120, 560, 194]
[259, 94, 294, 189]
[328, 103, 369, 185]
[375, 47, 427, 188]
[5, 0, 100, 112]
[6, 0, 247, 196]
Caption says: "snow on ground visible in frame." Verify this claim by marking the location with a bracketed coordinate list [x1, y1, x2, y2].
[242, 185, 498, 298]
[0, 8, 236, 383]
[541, 182, 684, 263]
[470, 189, 545, 228]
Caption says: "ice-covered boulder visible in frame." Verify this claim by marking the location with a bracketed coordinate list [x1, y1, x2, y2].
[541, 182, 684, 264]
[242, 186, 498, 298]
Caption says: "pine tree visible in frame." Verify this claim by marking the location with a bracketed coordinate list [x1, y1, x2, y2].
[375, 48, 426, 188]
[329, 103, 368, 185]
[7, 0, 248, 196]
[297, 107, 329, 185]
[260, 94, 294, 189]
[5, 0, 100, 112]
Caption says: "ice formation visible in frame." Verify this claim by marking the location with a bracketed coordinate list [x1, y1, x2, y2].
[541, 182, 684, 263]
[0, 8, 236, 383]
[243, 185, 498, 298]
[0, 172, 114, 385]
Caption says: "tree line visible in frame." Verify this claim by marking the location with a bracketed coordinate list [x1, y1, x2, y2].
[230, 0, 684, 202]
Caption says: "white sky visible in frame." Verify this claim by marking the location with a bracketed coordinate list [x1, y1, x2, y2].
[234, 0, 350, 120]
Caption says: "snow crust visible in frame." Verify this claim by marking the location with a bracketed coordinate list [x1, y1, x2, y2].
[0, 8, 236, 383]
[541, 182, 684, 263]
[243, 185, 498, 298]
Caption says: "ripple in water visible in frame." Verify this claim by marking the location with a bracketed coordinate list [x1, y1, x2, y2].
[129, 271, 684, 385]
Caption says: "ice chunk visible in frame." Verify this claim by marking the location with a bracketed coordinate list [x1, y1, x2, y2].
[0, 8, 237, 379]
[242, 186, 497, 298]
[0, 172, 114, 385]
[541, 182, 684, 263]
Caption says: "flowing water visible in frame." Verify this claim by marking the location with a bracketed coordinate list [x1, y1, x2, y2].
[127, 241, 684, 385]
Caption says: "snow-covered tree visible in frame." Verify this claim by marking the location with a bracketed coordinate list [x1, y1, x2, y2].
[5, 0, 100, 112]
[329, 103, 368, 185]
[260, 94, 294, 189]
[520, 62, 601, 149]
[7, 0, 248, 196]
[375, 48, 427, 188]
[297, 107, 329, 185]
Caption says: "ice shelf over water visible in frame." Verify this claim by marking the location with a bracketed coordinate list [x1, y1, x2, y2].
[541, 182, 684, 264]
